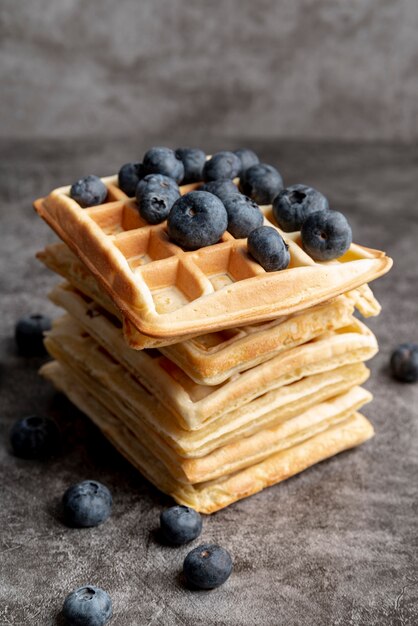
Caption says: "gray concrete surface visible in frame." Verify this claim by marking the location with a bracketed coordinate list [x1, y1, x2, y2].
[0, 138, 417, 625]
[1, 0, 418, 142]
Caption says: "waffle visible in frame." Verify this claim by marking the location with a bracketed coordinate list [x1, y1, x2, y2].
[34, 176, 392, 338]
[49, 282, 362, 385]
[37, 242, 382, 354]
[41, 360, 374, 514]
[43, 316, 371, 458]
[40, 331, 372, 484]
[44, 310, 378, 430]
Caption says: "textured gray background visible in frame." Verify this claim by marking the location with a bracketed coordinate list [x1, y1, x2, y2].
[1, 0, 418, 142]
[0, 138, 417, 625]
[1, 2, 418, 623]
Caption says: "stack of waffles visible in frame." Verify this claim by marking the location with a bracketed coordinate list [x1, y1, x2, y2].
[34, 175, 392, 513]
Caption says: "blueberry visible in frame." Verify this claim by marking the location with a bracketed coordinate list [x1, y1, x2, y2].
[10, 415, 61, 459]
[301, 210, 352, 261]
[248, 226, 290, 272]
[240, 163, 283, 205]
[390, 343, 418, 382]
[167, 191, 228, 250]
[143, 147, 184, 183]
[183, 544, 233, 590]
[175, 148, 206, 184]
[160, 505, 202, 545]
[135, 174, 180, 224]
[202, 151, 241, 182]
[223, 193, 264, 239]
[273, 184, 329, 232]
[200, 179, 240, 204]
[118, 162, 145, 196]
[234, 148, 260, 176]
[63, 585, 112, 626]
[15, 313, 51, 356]
[63, 480, 112, 528]
[70, 175, 108, 208]
[136, 173, 180, 199]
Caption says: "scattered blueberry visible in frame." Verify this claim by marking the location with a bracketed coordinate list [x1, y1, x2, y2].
[202, 151, 241, 182]
[200, 179, 240, 204]
[143, 147, 184, 183]
[175, 148, 206, 183]
[167, 191, 228, 250]
[223, 193, 264, 238]
[301, 210, 352, 261]
[239, 163, 283, 205]
[63, 480, 112, 528]
[272, 184, 329, 232]
[9, 415, 61, 459]
[118, 162, 145, 196]
[160, 505, 202, 545]
[390, 343, 418, 382]
[15, 314, 51, 356]
[70, 175, 108, 208]
[63, 585, 112, 626]
[183, 544, 233, 590]
[248, 226, 290, 272]
[234, 148, 260, 176]
[135, 174, 180, 224]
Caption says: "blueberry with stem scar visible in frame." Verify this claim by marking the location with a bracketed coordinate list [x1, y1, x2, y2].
[167, 191, 228, 250]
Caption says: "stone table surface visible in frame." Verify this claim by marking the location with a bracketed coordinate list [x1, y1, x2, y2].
[1, 139, 417, 626]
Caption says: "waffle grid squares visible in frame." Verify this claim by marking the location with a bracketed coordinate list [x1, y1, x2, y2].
[35, 174, 392, 337]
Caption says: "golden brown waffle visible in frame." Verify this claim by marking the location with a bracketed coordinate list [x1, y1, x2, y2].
[34, 176, 392, 338]
[41, 360, 374, 513]
[43, 315, 371, 458]
[44, 313, 377, 430]
[40, 330, 372, 484]
[39, 242, 382, 370]
[49, 282, 360, 385]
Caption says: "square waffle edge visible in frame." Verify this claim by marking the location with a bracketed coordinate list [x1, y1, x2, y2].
[37, 242, 382, 353]
[44, 313, 378, 430]
[42, 318, 372, 461]
[41, 360, 374, 514]
[34, 175, 392, 338]
[41, 358, 371, 484]
[49, 280, 366, 385]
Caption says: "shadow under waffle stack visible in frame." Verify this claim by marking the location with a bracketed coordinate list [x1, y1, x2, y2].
[35, 170, 391, 512]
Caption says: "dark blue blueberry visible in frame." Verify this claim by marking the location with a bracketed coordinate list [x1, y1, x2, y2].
[143, 147, 184, 183]
[390, 343, 418, 382]
[15, 313, 51, 356]
[10, 415, 61, 459]
[167, 191, 228, 250]
[70, 175, 108, 208]
[118, 162, 145, 196]
[202, 151, 241, 182]
[160, 505, 202, 545]
[63, 586, 112, 626]
[135, 174, 180, 224]
[273, 184, 329, 232]
[223, 193, 264, 239]
[248, 226, 290, 272]
[234, 148, 260, 177]
[183, 544, 233, 590]
[239, 163, 283, 205]
[175, 148, 206, 184]
[63, 480, 112, 528]
[136, 173, 180, 199]
[200, 179, 240, 204]
[301, 210, 352, 261]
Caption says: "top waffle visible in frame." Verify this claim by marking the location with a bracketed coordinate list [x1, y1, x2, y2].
[34, 175, 392, 338]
